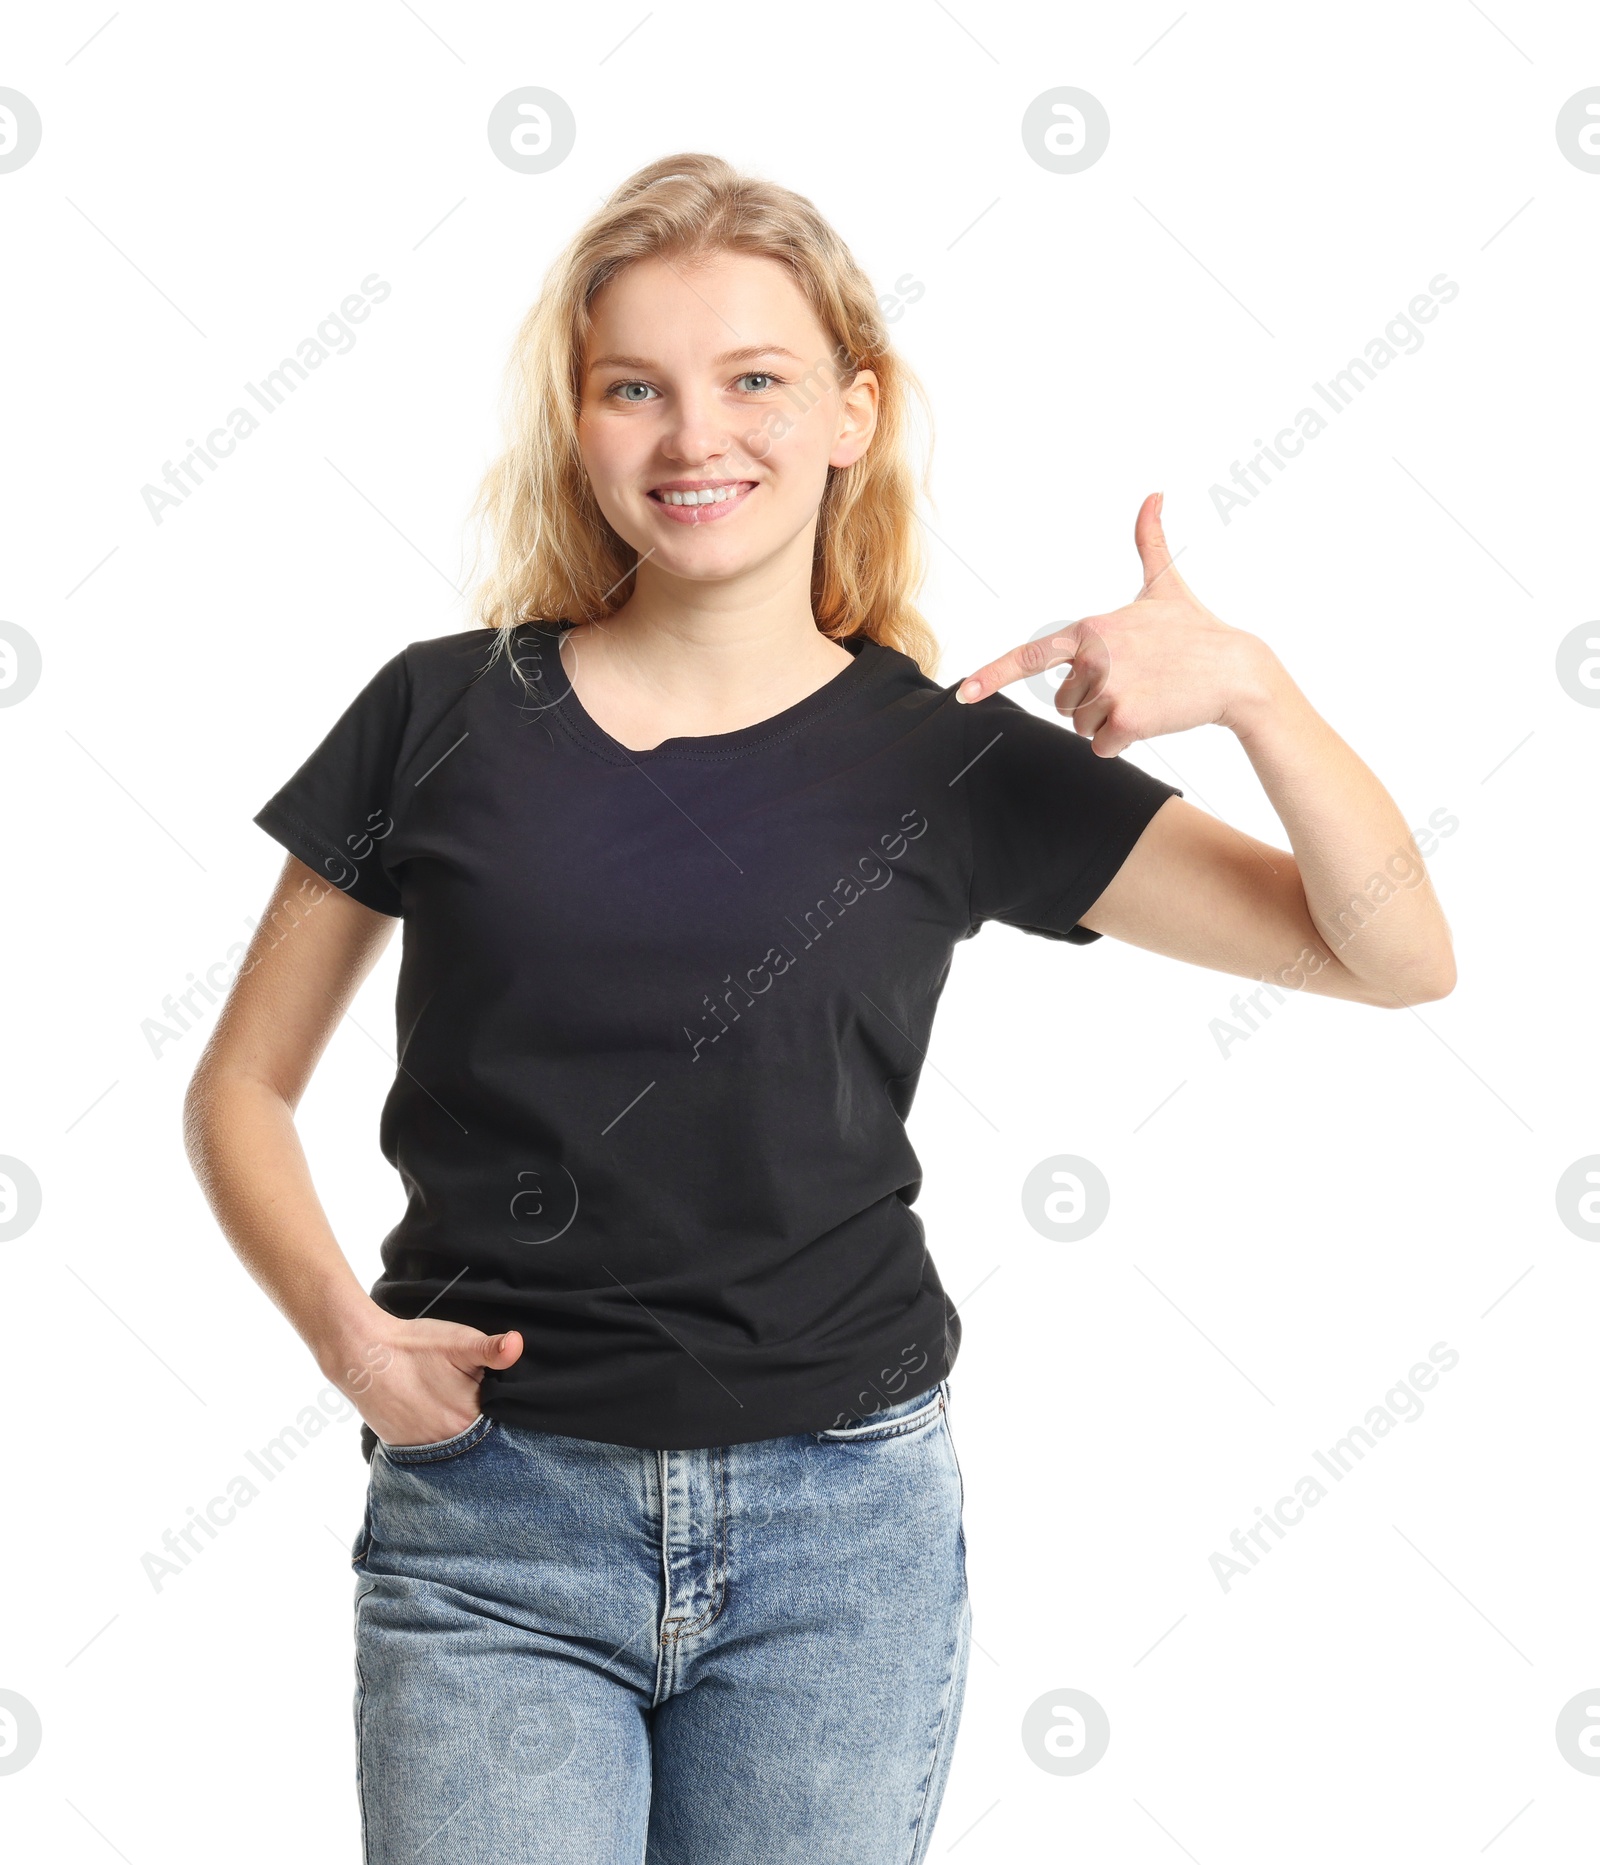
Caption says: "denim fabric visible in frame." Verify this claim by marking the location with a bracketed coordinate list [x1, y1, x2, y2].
[351, 1379, 970, 1863]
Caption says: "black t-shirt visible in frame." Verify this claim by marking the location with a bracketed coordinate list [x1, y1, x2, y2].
[254, 621, 1180, 1453]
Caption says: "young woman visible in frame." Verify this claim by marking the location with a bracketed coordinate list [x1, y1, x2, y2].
[184, 152, 1455, 1862]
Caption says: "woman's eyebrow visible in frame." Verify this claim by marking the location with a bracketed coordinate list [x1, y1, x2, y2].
[586, 344, 805, 373]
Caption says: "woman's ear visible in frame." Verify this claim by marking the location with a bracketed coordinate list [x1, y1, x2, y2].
[829, 367, 879, 470]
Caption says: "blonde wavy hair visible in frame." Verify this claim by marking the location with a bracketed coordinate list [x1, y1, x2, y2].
[469, 151, 939, 676]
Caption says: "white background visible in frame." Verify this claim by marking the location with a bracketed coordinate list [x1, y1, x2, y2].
[3, 2, 1597, 1858]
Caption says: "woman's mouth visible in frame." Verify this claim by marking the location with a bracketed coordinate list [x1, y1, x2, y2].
[646, 480, 757, 525]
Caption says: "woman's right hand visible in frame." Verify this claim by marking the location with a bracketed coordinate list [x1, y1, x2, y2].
[327, 1313, 525, 1447]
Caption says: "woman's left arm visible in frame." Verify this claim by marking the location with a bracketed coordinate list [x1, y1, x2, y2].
[954, 494, 1457, 1009]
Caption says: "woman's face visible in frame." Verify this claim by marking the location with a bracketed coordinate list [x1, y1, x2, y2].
[577, 250, 878, 590]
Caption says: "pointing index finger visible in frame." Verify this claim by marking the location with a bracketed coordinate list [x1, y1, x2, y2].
[954, 621, 1110, 708]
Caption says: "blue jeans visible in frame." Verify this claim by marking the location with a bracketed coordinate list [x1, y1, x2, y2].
[351, 1379, 971, 1863]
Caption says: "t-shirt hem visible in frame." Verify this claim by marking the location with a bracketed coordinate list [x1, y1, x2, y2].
[252, 799, 402, 918]
[1028, 777, 1182, 943]
[481, 1343, 957, 1451]
[356, 1315, 961, 1457]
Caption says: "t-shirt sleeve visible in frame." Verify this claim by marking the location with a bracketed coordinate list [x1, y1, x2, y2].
[252, 649, 411, 916]
[963, 690, 1182, 944]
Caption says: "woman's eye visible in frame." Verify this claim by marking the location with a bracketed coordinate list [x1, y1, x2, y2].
[603, 374, 781, 402]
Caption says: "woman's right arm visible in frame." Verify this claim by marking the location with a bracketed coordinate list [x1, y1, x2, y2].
[182, 854, 522, 1444]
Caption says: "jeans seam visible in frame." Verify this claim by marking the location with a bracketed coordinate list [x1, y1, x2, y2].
[353, 1575, 378, 1862]
[942, 1403, 967, 1517]
[905, 1594, 968, 1864]
[654, 1449, 673, 1705]
[663, 1445, 729, 1640]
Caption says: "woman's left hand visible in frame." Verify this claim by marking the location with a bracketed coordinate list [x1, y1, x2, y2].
[954, 493, 1279, 756]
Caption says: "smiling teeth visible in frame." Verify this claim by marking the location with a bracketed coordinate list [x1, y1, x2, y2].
[657, 485, 744, 505]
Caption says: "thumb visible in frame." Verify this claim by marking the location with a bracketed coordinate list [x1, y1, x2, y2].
[1133, 491, 1184, 599]
[1046, 621, 1111, 716]
[470, 1329, 524, 1371]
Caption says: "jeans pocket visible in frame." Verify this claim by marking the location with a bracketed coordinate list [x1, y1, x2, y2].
[816, 1383, 945, 1444]
[377, 1413, 496, 1466]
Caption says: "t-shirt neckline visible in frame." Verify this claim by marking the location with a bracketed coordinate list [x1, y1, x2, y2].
[525, 621, 888, 763]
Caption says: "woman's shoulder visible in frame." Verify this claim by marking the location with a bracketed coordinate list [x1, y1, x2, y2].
[399, 621, 521, 672]
[382, 621, 560, 702]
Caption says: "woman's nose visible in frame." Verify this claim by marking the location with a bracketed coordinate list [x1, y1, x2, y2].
[659, 386, 735, 465]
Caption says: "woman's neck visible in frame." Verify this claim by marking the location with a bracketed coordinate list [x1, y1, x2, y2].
[559, 567, 853, 752]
